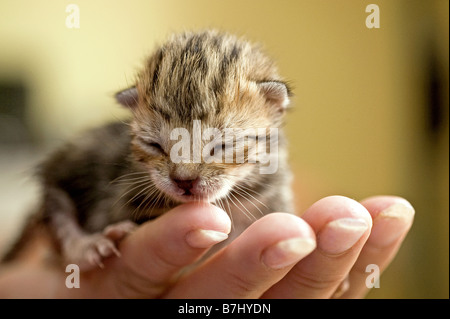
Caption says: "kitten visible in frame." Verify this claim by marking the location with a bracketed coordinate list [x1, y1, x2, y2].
[2, 30, 293, 270]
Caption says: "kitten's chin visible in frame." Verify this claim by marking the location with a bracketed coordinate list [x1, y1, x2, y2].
[160, 185, 231, 204]
[165, 191, 226, 204]
[170, 194, 211, 203]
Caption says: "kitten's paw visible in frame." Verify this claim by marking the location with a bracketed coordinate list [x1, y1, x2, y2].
[64, 234, 120, 271]
[103, 220, 138, 241]
[63, 221, 137, 271]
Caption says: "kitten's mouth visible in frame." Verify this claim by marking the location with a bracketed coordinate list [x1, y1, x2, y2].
[177, 193, 205, 202]
[170, 180, 213, 203]
[148, 170, 233, 204]
[169, 191, 213, 203]
[157, 176, 229, 203]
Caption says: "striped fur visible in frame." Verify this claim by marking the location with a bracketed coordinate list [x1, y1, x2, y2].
[2, 30, 294, 267]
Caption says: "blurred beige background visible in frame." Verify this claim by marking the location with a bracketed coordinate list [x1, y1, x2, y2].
[0, 0, 448, 298]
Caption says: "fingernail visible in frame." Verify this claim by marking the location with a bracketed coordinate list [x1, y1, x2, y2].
[262, 237, 316, 270]
[368, 202, 415, 247]
[185, 229, 229, 249]
[318, 218, 369, 254]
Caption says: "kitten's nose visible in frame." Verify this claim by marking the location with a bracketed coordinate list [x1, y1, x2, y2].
[173, 178, 197, 194]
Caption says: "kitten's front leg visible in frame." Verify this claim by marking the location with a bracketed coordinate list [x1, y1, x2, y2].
[44, 187, 136, 270]
[61, 220, 137, 270]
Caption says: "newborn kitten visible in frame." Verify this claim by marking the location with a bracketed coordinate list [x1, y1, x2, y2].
[3, 30, 293, 270]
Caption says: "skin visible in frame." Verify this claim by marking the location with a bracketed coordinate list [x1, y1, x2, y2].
[0, 195, 414, 299]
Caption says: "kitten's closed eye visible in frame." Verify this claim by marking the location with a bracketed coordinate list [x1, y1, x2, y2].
[210, 143, 228, 157]
[148, 142, 164, 152]
[137, 137, 166, 155]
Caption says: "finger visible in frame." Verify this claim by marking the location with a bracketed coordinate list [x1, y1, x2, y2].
[103, 220, 138, 241]
[80, 202, 231, 298]
[262, 195, 372, 299]
[337, 196, 414, 298]
[164, 213, 316, 298]
[0, 263, 65, 298]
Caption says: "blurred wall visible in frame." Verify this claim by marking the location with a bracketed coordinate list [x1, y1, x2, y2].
[0, 0, 448, 298]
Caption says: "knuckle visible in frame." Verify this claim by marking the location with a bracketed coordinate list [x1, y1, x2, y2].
[290, 269, 345, 293]
[223, 269, 261, 298]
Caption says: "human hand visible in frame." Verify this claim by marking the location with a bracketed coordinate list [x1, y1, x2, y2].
[0, 195, 414, 298]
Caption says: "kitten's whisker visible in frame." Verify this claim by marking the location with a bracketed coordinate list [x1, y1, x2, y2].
[223, 194, 235, 231]
[215, 197, 232, 230]
[229, 191, 256, 221]
[113, 177, 153, 186]
[118, 183, 155, 214]
[113, 171, 149, 179]
[136, 188, 161, 219]
[113, 176, 150, 185]
[152, 188, 165, 213]
[228, 174, 274, 190]
[221, 181, 236, 228]
[234, 183, 267, 208]
[115, 174, 150, 181]
[228, 192, 255, 222]
[219, 198, 227, 213]
[130, 184, 159, 218]
[227, 196, 250, 225]
[113, 116, 133, 127]
[136, 193, 160, 220]
[233, 185, 267, 217]
[235, 182, 266, 198]
[224, 195, 232, 220]
[110, 171, 149, 184]
[213, 197, 221, 210]
[233, 187, 264, 217]
[112, 180, 152, 209]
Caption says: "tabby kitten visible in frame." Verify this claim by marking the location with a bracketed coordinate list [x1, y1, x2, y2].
[3, 30, 293, 270]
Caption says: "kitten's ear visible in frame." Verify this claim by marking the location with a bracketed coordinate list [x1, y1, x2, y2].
[115, 86, 138, 108]
[257, 81, 291, 111]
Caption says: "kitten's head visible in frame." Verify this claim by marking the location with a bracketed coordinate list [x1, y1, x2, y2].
[116, 30, 291, 204]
